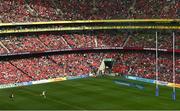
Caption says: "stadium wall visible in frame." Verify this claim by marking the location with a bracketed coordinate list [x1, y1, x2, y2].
[0, 74, 89, 89]
[125, 75, 180, 88]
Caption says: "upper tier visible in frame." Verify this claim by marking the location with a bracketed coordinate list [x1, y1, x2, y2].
[0, 0, 179, 23]
[0, 31, 180, 56]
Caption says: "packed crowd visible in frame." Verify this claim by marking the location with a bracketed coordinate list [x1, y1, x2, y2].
[0, 45, 7, 54]
[0, 0, 180, 86]
[0, 0, 179, 23]
[125, 32, 173, 49]
[0, 52, 180, 85]
[112, 52, 180, 83]
[11, 56, 64, 81]
[1, 35, 48, 53]
[0, 53, 104, 84]
[50, 53, 103, 76]
[0, 32, 178, 54]
[0, 61, 32, 84]
[97, 32, 126, 48]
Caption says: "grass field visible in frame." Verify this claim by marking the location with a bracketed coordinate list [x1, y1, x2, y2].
[0, 76, 179, 110]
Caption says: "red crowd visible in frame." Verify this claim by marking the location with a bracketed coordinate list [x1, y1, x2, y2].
[0, 32, 179, 55]
[112, 52, 180, 83]
[0, 53, 103, 84]
[125, 32, 174, 49]
[0, 0, 180, 86]
[0, 52, 180, 84]
[0, 0, 179, 23]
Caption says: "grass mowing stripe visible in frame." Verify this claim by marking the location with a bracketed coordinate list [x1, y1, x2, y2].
[20, 86, 86, 110]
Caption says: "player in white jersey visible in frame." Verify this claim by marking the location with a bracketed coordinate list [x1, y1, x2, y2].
[41, 91, 46, 99]
[9, 92, 14, 101]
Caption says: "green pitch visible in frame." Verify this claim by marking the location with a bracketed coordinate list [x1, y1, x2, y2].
[0, 76, 179, 110]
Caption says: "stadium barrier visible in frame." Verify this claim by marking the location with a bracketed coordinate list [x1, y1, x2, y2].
[2, 26, 180, 34]
[125, 76, 155, 84]
[114, 80, 144, 90]
[67, 74, 89, 80]
[1, 47, 180, 59]
[125, 76, 180, 88]
[1, 19, 179, 27]
[0, 81, 32, 89]
[0, 74, 89, 89]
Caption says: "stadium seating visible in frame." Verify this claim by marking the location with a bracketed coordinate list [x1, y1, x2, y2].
[0, 0, 178, 23]
[0, 61, 32, 84]
[0, 45, 7, 54]
[0, 52, 179, 84]
[0, 0, 180, 86]
[1, 32, 178, 55]
[11, 56, 64, 81]
[1, 35, 48, 53]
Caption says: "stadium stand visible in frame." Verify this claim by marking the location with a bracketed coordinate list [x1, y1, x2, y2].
[0, 31, 178, 55]
[0, 52, 180, 84]
[0, 0, 179, 87]
[0, 0, 178, 23]
[0, 61, 32, 84]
